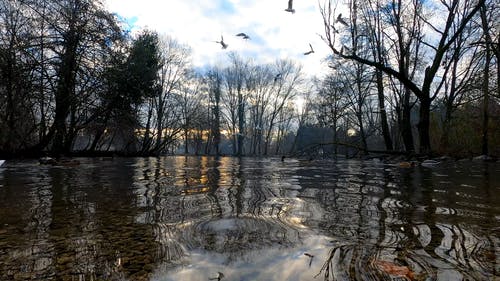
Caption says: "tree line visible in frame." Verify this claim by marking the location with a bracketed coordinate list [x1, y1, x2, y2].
[0, 0, 305, 157]
[0, 0, 498, 158]
[316, 0, 498, 157]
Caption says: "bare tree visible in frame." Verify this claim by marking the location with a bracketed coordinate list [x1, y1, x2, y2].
[246, 63, 273, 155]
[438, 14, 481, 152]
[0, 0, 36, 153]
[263, 59, 303, 155]
[205, 67, 223, 155]
[220, 66, 239, 155]
[224, 53, 248, 156]
[177, 75, 204, 155]
[289, 89, 315, 155]
[478, 2, 494, 155]
[274, 101, 295, 155]
[0, 0, 124, 155]
[360, 0, 393, 150]
[320, 0, 486, 155]
[148, 36, 191, 154]
[315, 72, 349, 156]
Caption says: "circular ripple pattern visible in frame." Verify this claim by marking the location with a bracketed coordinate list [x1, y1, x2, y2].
[0, 157, 498, 280]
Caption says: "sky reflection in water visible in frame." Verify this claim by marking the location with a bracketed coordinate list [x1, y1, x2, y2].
[0, 156, 498, 280]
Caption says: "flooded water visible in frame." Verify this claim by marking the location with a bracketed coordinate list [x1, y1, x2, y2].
[0, 156, 498, 281]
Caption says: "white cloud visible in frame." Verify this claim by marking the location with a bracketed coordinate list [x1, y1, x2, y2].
[104, 0, 332, 78]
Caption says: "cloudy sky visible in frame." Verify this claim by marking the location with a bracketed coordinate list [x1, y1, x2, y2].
[104, 0, 333, 77]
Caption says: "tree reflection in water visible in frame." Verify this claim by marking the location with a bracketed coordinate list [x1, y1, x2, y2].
[0, 157, 498, 280]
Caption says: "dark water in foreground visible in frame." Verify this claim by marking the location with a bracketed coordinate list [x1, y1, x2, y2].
[0, 157, 498, 281]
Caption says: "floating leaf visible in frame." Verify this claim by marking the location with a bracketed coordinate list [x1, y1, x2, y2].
[373, 260, 415, 280]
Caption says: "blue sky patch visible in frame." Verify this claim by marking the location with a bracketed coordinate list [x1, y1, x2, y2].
[125, 16, 138, 31]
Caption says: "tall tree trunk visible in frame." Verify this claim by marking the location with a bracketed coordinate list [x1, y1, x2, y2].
[52, 24, 79, 155]
[213, 88, 221, 156]
[370, 0, 393, 152]
[401, 88, 415, 152]
[232, 123, 237, 155]
[417, 96, 431, 155]
[38, 0, 47, 143]
[237, 89, 245, 156]
[375, 70, 393, 150]
[184, 127, 189, 154]
[332, 121, 338, 157]
[89, 100, 114, 152]
[480, 5, 491, 156]
[439, 51, 459, 153]
[155, 98, 164, 152]
[440, 103, 453, 153]
[89, 126, 105, 152]
[63, 104, 78, 152]
[358, 114, 368, 153]
[142, 104, 153, 153]
[5, 50, 16, 152]
[213, 110, 220, 155]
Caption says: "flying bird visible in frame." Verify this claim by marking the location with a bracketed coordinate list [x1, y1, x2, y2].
[209, 272, 225, 281]
[304, 253, 314, 267]
[303, 43, 314, 55]
[215, 35, 228, 49]
[236, 33, 250, 40]
[336, 14, 349, 26]
[285, 0, 295, 13]
[0, 160, 5, 166]
[274, 72, 283, 82]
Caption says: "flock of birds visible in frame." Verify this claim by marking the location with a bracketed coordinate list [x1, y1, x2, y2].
[213, 0, 349, 57]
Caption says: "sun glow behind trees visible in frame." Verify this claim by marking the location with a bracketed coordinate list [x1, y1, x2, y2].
[0, 0, 498, 157]
[318, 0, 499, 156]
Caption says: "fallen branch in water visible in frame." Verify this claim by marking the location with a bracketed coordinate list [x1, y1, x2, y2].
[287, 141, 415, 158]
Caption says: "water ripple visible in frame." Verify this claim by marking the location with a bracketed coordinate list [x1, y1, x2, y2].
[0, 157, 498, 280]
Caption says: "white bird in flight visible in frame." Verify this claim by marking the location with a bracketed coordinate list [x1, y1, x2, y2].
[285, 0, 295, 13]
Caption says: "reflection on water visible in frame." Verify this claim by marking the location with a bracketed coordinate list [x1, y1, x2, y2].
[0, 157, 498, 280]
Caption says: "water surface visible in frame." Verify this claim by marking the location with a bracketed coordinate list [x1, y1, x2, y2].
[0, 156, 498, 280]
